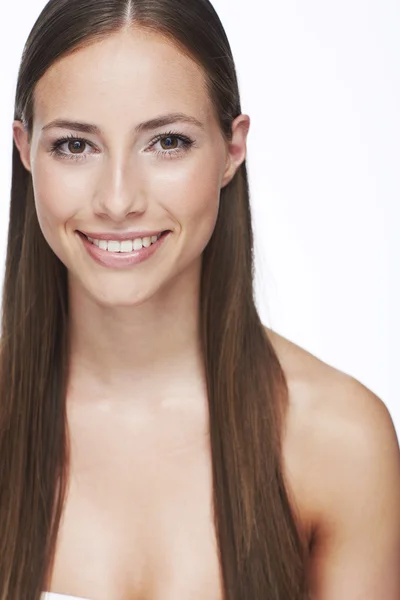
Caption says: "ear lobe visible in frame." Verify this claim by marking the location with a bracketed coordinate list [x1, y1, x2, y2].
[12, 120, 32, 173]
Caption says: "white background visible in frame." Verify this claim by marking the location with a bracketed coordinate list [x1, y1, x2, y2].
[0, 0, 398, 435]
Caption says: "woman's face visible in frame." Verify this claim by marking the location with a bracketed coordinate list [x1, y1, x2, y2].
[13, 28, 249, 307]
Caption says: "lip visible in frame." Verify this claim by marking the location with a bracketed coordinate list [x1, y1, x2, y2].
[78, 229, 169, 241]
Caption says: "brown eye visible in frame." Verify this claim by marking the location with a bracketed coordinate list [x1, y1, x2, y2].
[68, 140, 85, 154]
[49, 136, 94, 161]
[68, 140, 86, 154]
[160, 136, 179, 151]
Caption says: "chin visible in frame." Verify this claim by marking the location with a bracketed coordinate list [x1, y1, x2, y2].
[91, 288, 153, 308]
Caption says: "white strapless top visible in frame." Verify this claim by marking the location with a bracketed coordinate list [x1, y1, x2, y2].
[42, 594, 92, 600]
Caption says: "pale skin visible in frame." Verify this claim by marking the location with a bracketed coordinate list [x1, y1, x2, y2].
[13, 26, 400, 600]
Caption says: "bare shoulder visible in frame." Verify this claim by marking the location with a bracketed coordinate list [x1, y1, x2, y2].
[264, 326, 400, 598]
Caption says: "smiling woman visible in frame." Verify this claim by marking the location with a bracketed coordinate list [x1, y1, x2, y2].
[2, 1, 400, 600]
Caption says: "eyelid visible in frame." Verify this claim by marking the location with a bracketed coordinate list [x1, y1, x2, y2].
[49, 130, 195, 161]
[50, 134, 97, 152]
[145, 130, 194, 149]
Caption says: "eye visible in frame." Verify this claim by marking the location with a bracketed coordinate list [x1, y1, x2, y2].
[148, 132, 194, 158]
[67, 139, 86, 153]
[160, 136, 179, 150]
[49, 135, 95, 162]
[48, 131, 195, 162]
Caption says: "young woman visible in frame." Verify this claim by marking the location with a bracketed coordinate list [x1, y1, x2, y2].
[3, 0, 399, 599]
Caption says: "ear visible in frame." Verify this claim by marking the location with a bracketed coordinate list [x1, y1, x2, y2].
[220, 114, 250, 188]
[13, 120, 32, 173]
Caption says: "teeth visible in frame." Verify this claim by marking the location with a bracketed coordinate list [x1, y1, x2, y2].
[108, 240, 120, 252]
[120, 240, 133, 252]
[133, 238, 144, 251]
[86, 234, 161, 253]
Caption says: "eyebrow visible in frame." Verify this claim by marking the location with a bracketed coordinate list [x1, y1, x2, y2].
[41, 112, 205, 134]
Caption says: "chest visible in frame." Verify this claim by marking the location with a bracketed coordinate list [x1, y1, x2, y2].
[49, 401, 224, 600]
[48, 398, 310, 600]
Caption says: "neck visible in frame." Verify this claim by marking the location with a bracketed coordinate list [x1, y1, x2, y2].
[66, 269, 205, 408]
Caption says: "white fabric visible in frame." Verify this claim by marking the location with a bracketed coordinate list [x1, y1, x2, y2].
[42, 594, 92, 600]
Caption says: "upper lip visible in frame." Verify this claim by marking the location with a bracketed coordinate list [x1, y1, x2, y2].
[78, 230, 168, 241]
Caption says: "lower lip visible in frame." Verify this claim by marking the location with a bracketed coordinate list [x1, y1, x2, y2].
[78, 231, 171, 268]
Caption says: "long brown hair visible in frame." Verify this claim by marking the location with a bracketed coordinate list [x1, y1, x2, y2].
[0, 1, 309, 598]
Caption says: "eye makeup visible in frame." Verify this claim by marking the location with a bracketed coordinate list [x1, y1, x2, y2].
[48, 130, 196, 162]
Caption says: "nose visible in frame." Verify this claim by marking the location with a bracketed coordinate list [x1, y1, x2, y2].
[92, 153, 147, 221]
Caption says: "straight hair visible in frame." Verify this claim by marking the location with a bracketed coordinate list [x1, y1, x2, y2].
[0, 1, 310, 598]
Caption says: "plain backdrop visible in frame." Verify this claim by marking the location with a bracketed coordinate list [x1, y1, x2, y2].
[0, 0, 398, 436]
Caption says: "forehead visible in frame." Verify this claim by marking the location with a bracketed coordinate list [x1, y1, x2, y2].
[34, 28, 213, 127]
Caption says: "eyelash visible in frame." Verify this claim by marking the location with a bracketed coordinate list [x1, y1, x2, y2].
[48, 130, 195, 162]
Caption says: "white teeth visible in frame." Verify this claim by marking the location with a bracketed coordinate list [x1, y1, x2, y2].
[120, 240, 133, 252]
[133, 238, 143, 251]
[108, 240, 120, 252]
[86, 234, 162, 253]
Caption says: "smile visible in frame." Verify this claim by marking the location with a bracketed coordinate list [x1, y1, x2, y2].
[84, 233, 162, 253]
[77, 230, 171, 268]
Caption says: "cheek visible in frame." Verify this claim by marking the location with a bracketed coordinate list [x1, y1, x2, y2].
[32, 157, 86, 224]
[31, 158, 84, 259]
[151, 153, 223, 248]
